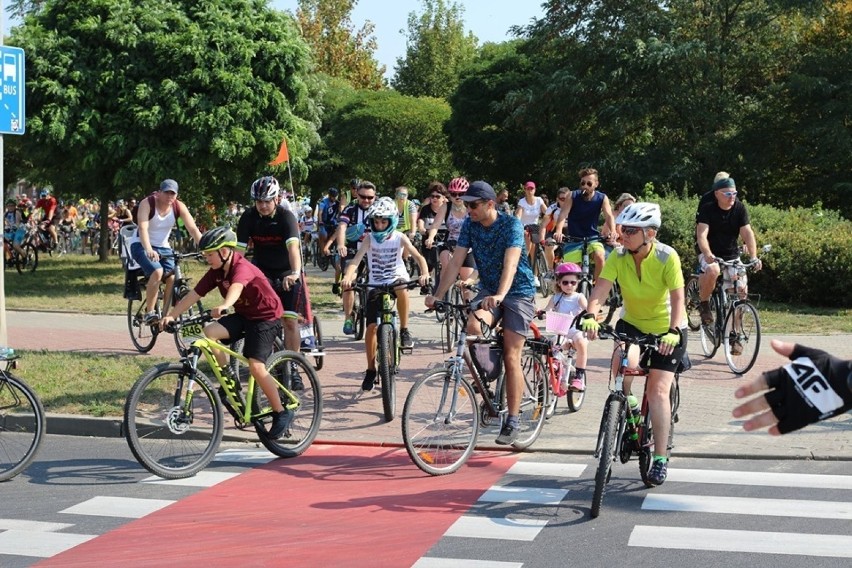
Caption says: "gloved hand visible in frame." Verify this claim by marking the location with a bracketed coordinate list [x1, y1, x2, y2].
[579, 312, 599, 334]
[660, 328, 681, 348]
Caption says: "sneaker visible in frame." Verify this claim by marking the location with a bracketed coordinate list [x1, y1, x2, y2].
[268, 409, 294, 439]
[361, 369, 377, 392]
[698, 301, 713, 325]
[569, 376, 586, 392]
[143, 311, 159, 325]
[495, 424, 519, 445]
[647, 458, 668, 486]
[343, 319, 355, 335]
[289, 365, 305, 391]
[730, 338, 743, 356]
[400, 328, 414, 349]
[332, 282, 341, 296]
[533, 276, 541, 287]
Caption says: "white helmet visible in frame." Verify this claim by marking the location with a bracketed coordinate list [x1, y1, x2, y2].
[616, 202, 661, 229]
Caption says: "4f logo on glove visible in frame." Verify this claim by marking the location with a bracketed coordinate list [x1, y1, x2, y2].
[785, 357, 845, 417]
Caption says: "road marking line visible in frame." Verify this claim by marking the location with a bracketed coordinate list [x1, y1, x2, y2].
[0, 519, 74, 532]
[141, 471, 239, 487]
[479, 485, 568, 505]
[413, 558, 523, 567]
[0, 530, 97, 558]
[642, 494, 852, 519]
[508, 462, 586, 478]
[212, 448, 276, 464]
[59, 496, 175, 518]
[445, 516, 548, 541]
[667, 468, 852, 489]
[629, 525, 852, 558]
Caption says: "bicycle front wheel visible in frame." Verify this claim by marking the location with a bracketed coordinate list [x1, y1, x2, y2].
[577, 278, 593, 302]
[724, 301, 761, 374]
[402, 371, 479, 476]
[699, 294, 720, 358]
[0, 373, 46, 481]
[513, 351, 548, 449]
[377, 323, 397, 422]
[353, 290, 366, 341]
[312, 315, 324, 370]
[127, 296, 159, 353]
[535, 248, 551, 297]
[254, 351, 322, 458]
[173, 286, 204, 356]
[591, 397, 623, 518]
[685, 276, 702, 331]
[15, 243, 37, 274]
[124, 364, 223, 479]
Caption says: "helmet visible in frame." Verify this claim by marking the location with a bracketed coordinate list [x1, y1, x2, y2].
[349, 178, 360, 188]
[39, 188, 50, 198]
[302, 205, 312, 215]
[616, 202, 661, 229]
[367, 196, 399, 243]
[328, 187, 339, 197]
[447, 177, 470, 195]
[345, 223, 365, 242]
[5, 198, 15, 206]
[555, 262, 581, 276]
[250, 176, 280, 201]
[199, 226, 237, 253]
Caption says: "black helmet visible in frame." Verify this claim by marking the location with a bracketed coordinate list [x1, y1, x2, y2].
[349, 178, 360, 188]
[328, 187, 340, 197]
[250, 176, 280, 201]
[199, 226, 237, 253]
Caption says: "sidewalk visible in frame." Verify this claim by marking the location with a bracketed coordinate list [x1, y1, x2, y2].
[6, 293, 851, 460]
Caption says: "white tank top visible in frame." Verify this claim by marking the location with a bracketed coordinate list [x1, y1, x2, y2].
[517, 196, 544, 225]
[553, 292, 583, 320]
[146, 205, 176, 248]
[367, 231, 409, 284]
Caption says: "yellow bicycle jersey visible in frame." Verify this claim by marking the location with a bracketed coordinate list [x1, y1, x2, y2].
[599, 242, 684, 334]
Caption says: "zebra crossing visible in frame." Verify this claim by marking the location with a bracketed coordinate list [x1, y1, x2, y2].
[415, 457, 852, 566]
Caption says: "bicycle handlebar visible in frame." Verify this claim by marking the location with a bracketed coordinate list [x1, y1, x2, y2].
[596, 324, 663, 349]
[163, 308, 229, 334]
[351, 279, 432, 295]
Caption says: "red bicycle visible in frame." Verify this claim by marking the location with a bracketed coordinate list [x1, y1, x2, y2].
[527, 311, 585, 418]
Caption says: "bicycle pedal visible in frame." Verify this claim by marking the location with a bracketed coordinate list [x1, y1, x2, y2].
[400, 346, 413, 355]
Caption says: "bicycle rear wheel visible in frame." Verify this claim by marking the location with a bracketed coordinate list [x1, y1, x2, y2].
[535, 248, 551, 297]
[377, 323, 397, 422]
[254, 351, 322, 458]
[124, 363, 223, 479]
[402, 371, 479, 476]
[353, 290, 366, 340]
[127, 296, 159, 353]
[699, 295, 720, 358]
[512, 351, 548, 450]
[0, 373, 46, 481]
[565, 369, 585, 412]
[591, 397, 623, 518]
[724, 301, 761, 374]
[685, 276, 702, 331]
[15, 244, 37, 274]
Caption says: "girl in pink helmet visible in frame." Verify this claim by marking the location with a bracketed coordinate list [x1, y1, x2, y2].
[540, 262, 589, 391]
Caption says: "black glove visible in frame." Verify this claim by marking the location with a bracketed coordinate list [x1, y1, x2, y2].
[763, 344, 852, 434]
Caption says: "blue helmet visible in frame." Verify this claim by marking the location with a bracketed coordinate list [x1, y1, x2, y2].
[367, 197, 399, 243]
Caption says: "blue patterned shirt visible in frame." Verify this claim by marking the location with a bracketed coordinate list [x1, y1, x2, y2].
[457, 212, 535, 298]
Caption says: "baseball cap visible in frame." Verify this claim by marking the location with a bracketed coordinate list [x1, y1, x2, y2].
[160, 179, 179, 194]
[459, 181, 497, 202]
[524, 181, 536, 190]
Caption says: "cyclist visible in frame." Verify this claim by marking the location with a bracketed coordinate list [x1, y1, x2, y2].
[395, 185, 419, 267]
[426, 177, 477, 290]
[129, 179, 203, 324]
[341, 197, 429, 391]
[34, 188, 59, 248]
[236, 176, 304, 373]
[160, 227, 292, 439]
[553, 168, 617, 282]
[539, 262, 589, 392]
[419, 181, 449, 278]
[539, 187, 571, 272]
[515, 180, 546, 285]
[425, 181, 537, 446]
[326, 180, 376, 335]
[316, 187, 340, 261]
[581, 202, 686, 486]
[695, 175, 762, 355]
[612, 192, 636, 246]
[495, 187, 513, 215]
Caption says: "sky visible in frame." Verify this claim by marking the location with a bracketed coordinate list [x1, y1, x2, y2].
[271, 0, 546, 79]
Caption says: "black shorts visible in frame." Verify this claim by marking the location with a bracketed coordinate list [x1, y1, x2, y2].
[364, 282, 405, 325]
[217, 313, 282, 363]
[268, 275, 302, 318]
[441, 240, 476, 269]
[615, 319, 687, 373]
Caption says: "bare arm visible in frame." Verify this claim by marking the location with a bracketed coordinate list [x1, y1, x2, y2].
[601, 196, 616, 239]
[553, 193, 573, 242]
[179, 202, 203, 244]
[137, 199, 154, 255]
[696, 222, 713, 261]
[341, 239, 368, 285]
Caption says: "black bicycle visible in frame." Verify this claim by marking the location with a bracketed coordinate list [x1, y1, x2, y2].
[0, 352, 46, 481]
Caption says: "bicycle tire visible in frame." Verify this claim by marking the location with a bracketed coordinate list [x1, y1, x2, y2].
[723, 301, 761, 374]
[442, 307, 454, 353]
[254, 351, 322, 458]
[0, 373, 46, 481]
[15, 243, 37, 274]
[535, 248, 551, 297]
[566, 368, 585, 412]
[172, 286, 204, 356]
[512, 350, 548, 450]
[528, 353, 557, 420]
[591, 397, 622, 518]
[402, 371, 479, 476]
[685, 276, 702, 331]
[577, 278, 593, 302]
[317, 252, 330, 271]
[124, 363, 223, 479]
[377, 323, 397, 422]
[353, 290, 366, 341]
[127, 296, 159, 353]
[699, 293, 721, 358]
[638, 406, 655, 488]
[312, 315, 324, 370]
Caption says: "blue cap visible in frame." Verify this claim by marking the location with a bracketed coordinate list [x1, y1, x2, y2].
[459, 181, 496, 202]
[160, 179, 179, 194]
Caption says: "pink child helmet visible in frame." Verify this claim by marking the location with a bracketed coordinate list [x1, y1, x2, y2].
[555, 262, 581, 276]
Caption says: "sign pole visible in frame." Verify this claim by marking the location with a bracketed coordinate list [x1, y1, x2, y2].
[1, 0, 7, 347]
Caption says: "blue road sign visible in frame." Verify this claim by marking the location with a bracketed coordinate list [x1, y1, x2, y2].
[0, 46, 25, 135]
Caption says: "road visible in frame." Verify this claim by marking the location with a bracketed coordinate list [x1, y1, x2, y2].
[1, 436, 849, 567]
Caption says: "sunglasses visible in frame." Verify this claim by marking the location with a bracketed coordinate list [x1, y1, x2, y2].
[464, 200, 486, 210]
[396, 192, 408, 198]
[560, 280, 578, 286]
[621, 226, 643, 236]
[357, 193, 376, 200]
[580, 181, 594, 187]
[450, 192, 465, 198]
[430, 194, 444, 199]
[720, 191, 737, 197]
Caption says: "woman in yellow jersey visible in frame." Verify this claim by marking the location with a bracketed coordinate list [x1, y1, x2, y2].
[581, 202, 686, 486]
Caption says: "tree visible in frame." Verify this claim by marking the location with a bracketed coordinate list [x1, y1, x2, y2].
[391, 0, 478, 99]
[295, 0, 385, 90]
[7, 0, 321, 257]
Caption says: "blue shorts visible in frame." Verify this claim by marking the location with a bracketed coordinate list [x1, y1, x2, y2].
[130, 242, 175, 278]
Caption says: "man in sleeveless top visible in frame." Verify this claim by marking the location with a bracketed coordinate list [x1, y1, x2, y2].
[130, 179, 202, 324]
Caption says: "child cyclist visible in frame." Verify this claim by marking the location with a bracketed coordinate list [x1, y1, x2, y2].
[539, 262, 589, 392]
[160, 227, 292, 439]
[341, 196, 430, 392]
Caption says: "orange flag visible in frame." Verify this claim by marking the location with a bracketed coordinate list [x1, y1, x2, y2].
[268, 137, 289, 166]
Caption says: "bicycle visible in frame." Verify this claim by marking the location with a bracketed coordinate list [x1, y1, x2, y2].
[126, 249, 205, 355]
[401, 299, 547, 475]
[0, 352, 46, 481]
[590, 324, 681, 518]
[351, 279, 427, 422]
[124, 310, 323, 479]
[527, 310, 585, 417]
[4, 234, 37, 274]
[525, 226, 551, 297]
[685, 244, 771, 374]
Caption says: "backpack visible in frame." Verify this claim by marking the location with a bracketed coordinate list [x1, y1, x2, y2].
[131, 193, 181, 225]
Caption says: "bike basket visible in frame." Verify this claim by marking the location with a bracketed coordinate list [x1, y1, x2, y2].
[469, 341, 503, 382]
[545, 310, 576, 335]
[526, 337, 551, 356]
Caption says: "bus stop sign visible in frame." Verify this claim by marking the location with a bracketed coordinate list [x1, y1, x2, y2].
[0, 46, 25, 135]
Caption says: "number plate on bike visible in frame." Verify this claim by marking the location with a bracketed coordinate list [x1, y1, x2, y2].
[181, 323, 203, 338]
